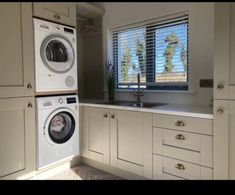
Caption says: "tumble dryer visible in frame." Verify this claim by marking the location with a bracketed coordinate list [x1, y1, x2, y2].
[34, 18, 77, 94]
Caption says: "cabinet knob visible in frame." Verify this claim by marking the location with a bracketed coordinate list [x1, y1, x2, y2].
[175, 163, 185, 170]
[27, 83, 32, 89]
[54, 14, 61, 20]
[175, 120, 185, 127]
[175, 134, 185, 140]
[217, 83, 224, 89]
[217, 108, 224, 115]
[28, 102, 33, 108]
[110, 115, 115, 119]
[103, 114, 108, 118]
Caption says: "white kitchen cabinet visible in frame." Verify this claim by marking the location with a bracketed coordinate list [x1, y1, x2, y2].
[153, 113, 213, 135]
[0, 3, 34, 98]
[213, 100, 235, 180]
[213, 100, 229, 179]
[213, 2, 235, 179]
[214, 3, 235, 100]
[80, 106, 153, 179]
[230, 4, 235, 85]
[153, 155, 213, 180]
[33, 3, 76, 27]
[0, 97, 36, 179]
[80, 106, 110, 165]
[153, 128, 213, 168]
[110, 110, 152, 179]
[229, 101, 235, 179]
[153, 113, 213, 180]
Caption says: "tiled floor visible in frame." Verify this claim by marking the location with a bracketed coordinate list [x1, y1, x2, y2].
[47, 163, 123, 180]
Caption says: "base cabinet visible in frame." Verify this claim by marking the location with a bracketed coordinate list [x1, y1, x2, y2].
[153, 155, 213, 180]
[80, 106, 152, 179]
[0, 97, 36, 179]
[80, 105, 213, 180]
[110, 110, 152, 179]
[229, 101, 235, 179]
[80, 107, 110, 165]
[215, 100, 235, 179]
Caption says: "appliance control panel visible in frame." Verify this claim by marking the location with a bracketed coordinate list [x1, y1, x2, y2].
[37, 95, 78, 108]
[34, 18, 75, 35]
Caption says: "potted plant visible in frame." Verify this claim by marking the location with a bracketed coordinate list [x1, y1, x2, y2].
[104, 60, 115, 101]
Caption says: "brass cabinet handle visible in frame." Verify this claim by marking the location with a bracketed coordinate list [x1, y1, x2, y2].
[54, 14, 61, 20]
[175, 120, 185, 127]
[27, 83, 32, 89]
[110, 115, 115, 119]
[217, 108, 224, 115]
[103, 114, 108, 118]
[217, 83, 224, 89]
[175, 134, 185, 140]
[28, 102, 33, 108]
[175, 163, 185, 170]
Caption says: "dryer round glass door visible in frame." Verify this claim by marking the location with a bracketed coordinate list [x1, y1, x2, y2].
[45, 110, 76, 144]
[41, 35, 75, 73]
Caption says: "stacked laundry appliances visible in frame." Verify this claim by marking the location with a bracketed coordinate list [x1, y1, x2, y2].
[34, 18, 79, 170]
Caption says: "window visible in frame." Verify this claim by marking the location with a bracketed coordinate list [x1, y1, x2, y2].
[112, 14, 188, 90]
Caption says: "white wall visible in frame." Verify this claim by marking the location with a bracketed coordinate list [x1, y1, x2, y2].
[101, 2, 214, 105]
[77, 17, 104, 99]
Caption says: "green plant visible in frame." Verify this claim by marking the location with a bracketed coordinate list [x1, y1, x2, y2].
[105, 60, 115, 100]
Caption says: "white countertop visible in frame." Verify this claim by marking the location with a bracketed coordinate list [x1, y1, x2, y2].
[79, 100, 213, 119]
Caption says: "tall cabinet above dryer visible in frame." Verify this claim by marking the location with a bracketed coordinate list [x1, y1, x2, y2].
[33, 3, 76, 27]
[0, 3, 34, 99]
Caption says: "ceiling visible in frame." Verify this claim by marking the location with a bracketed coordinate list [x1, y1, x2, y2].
[76, 2, 105, 19]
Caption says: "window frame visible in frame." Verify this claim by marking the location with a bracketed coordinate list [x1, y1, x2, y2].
[111, 14, 189, 91]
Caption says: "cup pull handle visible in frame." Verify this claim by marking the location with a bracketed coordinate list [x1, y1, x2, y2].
[175, 120, 185, 127]
[28, 102, 33, 108]
[175, 134, 185, 140]
[175, 163, 185, 170]
[27, 83, 32, 89]
[217, 83, 224, 89]
[54, 14, 61, 20]
[217, 108, 224, 115]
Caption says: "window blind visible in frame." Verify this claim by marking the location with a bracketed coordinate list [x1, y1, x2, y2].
[112, 14, 189, 90]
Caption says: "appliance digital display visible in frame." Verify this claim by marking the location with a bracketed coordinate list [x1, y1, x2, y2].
[64, 27, 74, 34]
[67, 97, 76, 104]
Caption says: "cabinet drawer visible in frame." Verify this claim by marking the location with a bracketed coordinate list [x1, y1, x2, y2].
[153, 128, 200, 152]
[162, 172, 184, 180]
[153, 113, 213, 135]
[229, 86, 235, 100]
[163, 145, 200, 165]
[153, 155, 213, 180]
[153, 128, 213, 167]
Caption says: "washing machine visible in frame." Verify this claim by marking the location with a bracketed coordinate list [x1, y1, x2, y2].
[34, 18, 77, 93]
[36, 95, 79, 170]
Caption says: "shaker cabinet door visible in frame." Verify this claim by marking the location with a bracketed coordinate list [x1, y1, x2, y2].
[0, 3, 34, 98]
[110, 110, 152, 179]
[33, 3, 76, 27]
[81, 106, 110, 165]
[0, 97, 35, 178]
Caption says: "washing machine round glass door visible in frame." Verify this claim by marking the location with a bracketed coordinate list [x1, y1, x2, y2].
[40, 35, 75, 73]
[44, 109, 76, 145]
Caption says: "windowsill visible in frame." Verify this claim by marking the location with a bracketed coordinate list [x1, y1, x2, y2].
[114, 89, 196, 94]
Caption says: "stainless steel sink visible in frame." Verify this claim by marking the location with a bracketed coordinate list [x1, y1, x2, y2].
[125, 102, 167, 108]
[99, 100, 167, 108]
